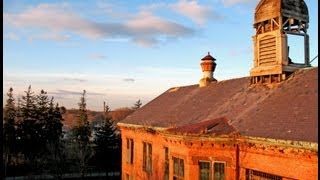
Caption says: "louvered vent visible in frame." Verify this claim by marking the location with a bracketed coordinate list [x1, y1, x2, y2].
[259, 36, 276, 66]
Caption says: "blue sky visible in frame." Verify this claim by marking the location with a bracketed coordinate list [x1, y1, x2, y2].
[4, 0, 318, 111]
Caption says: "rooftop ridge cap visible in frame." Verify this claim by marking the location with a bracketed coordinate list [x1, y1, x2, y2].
[167, 76, 250, 91]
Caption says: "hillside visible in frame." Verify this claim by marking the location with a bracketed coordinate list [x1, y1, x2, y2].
[62, 107, 135, 128]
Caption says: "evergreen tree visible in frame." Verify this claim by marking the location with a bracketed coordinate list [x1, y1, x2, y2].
[44, 138, 69, 180]
[16, 85, 41, 167]
[70, 90, 93, 179]
[45, 98, 64, 144]
[35, 89, 50, 155]
[132, 99, 142, 110]
[19, 85, 37, 121]
[94, 102, 120, 172]
[4, 86, 65, 176]
[3, 87, 17, 176]
[42, 98, 65, 178]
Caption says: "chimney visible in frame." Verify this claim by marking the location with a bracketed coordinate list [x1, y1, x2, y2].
[199, 52, 217, 87]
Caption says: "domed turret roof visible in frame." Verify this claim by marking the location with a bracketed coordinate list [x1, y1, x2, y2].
[254, 0, 309, 24]
[201, 52, 216, 61]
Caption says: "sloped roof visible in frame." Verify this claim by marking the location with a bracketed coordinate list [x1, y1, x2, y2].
[120, 67, 318, 142]
[166, 117, 236, 135]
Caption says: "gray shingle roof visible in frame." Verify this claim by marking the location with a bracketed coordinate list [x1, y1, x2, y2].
[121, 67, 318, 142]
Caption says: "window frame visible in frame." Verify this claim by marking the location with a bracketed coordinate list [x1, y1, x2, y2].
[164, 147, 169, 180]
[142, 142, 152, 173]
[197, 160, 226, 180]
[173, 156, 185, 180]
[126, 173, 133, 180]
[199, 161, 212, 180]
[213, 161, 226, 180]
[126, 138, 134, 164]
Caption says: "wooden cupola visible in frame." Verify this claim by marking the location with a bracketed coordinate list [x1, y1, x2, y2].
[250, 0, 310, 84]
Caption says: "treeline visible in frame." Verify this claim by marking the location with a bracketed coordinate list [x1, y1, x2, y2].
[3, 86, 142, 179]
[62, 106, 138, 128]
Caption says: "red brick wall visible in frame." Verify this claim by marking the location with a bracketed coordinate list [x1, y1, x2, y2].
[120, 127, 318, 180]
[239, 145, 318, 179]
[121, 127, 167, 179]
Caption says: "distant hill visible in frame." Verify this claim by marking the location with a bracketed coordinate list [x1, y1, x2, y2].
[2, 107, 135, 128]
[62, 107, 135, 128]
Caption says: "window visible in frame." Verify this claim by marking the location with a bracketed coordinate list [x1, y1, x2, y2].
[246, 169, 282, 180]
[164, 147, 169, 180]
[126, 173, 134, 180]
[173, 157, 184, 180]
[199, 161, 211, 180]
[198, 161, 225, 180]
[126, 138, 134, 164]
[143, 142, 152, 173]
[214, 162, 225, 180]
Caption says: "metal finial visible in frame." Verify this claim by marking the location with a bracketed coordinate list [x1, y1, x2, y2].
[208, 52, 210, 55]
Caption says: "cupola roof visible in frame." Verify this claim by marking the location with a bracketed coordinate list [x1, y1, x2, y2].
[201, 52, 216, 61]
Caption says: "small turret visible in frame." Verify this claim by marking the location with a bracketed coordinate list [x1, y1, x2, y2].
[199, 52, 217, 87]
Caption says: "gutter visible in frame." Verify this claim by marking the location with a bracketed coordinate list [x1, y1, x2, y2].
[117, 122, 318, 152]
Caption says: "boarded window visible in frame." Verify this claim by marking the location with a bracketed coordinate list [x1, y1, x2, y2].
[214, 162, 225, 180]
[164, 147, 169, 180]
[126, 138, 134, 164]
[173, 157, 184, 180]
[143, 142, 152, 173]
[199, 161, 211, 180]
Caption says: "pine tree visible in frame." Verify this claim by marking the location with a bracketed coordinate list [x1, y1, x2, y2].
[95, 103, 117, 147]
[35, 89, 50, 154]
[70, 90, 93, 179]
[3, 87, 17, 176]
[132, 99, 142, 110]
[45, 139, 69, 180]
[19, 85, 37, 121]
[94, 102, 120, 172]
[37, 95, 65, 179]
[46, 98, 64, 144]
[16, 85, 41, 166]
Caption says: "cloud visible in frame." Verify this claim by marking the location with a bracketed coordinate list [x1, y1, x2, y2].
[4, 3, 194, 47]
[4, 3, 106, 39]
[170, 0, 222, 25]
[139, 3, 167, 12]
[125, 11, 194, 46]
[63, 78, 87, 82]
[139, 1, 222, 26]
[49, 89, 104, 96]
[221, 0, 258, 6]
[48, 90, 81, 96]
[35, 32, 71, 41]
[88, 54, 107, 60]
[4, 32, 20, 41]
[123, 78, 135, 82]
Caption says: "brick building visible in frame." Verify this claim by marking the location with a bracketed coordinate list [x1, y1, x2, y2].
[118, 0, 318, 179]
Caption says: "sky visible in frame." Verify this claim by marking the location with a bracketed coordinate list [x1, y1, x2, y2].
[3, 0, 318, 111]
